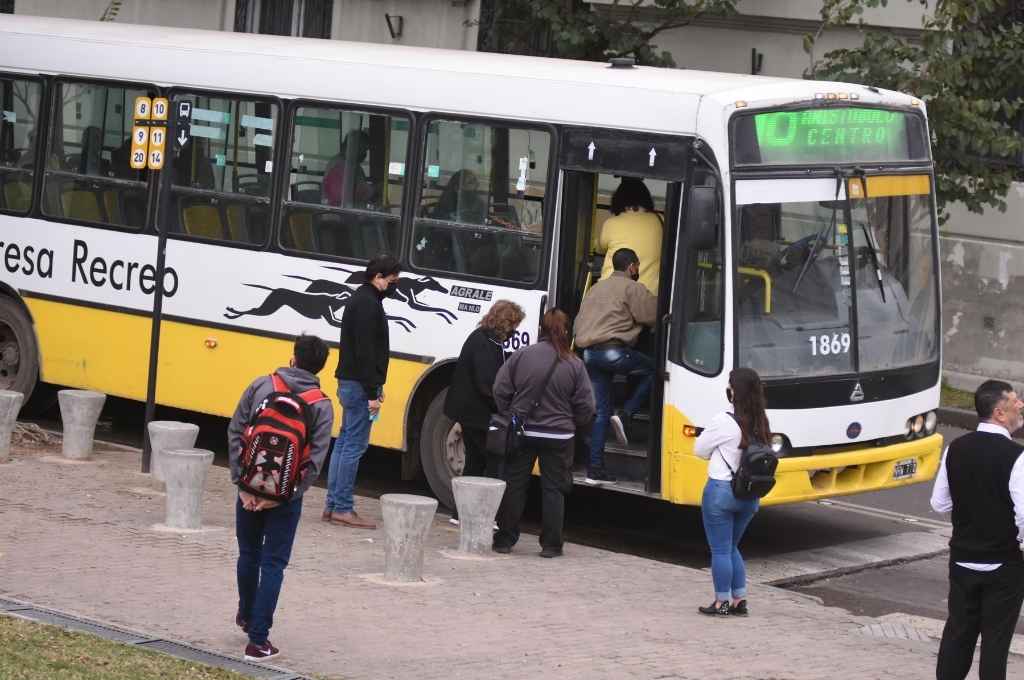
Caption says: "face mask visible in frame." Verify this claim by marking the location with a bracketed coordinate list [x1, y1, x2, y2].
[630, 267, 640, 282]
[385, 280, 399, 297]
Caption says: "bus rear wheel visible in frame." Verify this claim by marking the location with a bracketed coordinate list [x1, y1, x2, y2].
[419, 388, 463, 511]
[0, 297, 38, 403]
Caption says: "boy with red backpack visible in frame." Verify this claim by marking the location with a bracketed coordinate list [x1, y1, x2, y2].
[227, 334, 334, 661]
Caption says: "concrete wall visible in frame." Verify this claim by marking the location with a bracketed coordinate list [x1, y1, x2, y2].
[14, 0, 235, 29]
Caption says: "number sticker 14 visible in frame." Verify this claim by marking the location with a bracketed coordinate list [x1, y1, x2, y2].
[809, 333, 851, 356]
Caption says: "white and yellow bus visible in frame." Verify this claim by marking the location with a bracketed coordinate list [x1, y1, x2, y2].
[0, 16, 942, 509]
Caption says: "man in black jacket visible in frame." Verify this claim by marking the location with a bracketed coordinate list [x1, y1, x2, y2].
[932, 379, 1024, 680]
[324, 254, 400, 529]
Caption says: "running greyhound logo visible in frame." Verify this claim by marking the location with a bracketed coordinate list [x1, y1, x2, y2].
[223, 266, 458, 332]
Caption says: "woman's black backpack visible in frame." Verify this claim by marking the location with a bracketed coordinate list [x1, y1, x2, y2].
[722, 413, 778, 500]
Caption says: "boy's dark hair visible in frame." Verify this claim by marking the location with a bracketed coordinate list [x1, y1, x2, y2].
[294, 334, 329, 374]
[612, 248, 639, 272]
[975, 379, 1015, 419]
[366, 253, 401, 280]
[610, 178, 655, 215]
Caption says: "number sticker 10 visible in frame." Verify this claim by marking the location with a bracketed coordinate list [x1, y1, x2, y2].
[809, 332, 851, 356]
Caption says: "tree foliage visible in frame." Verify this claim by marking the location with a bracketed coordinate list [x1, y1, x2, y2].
[807, 0, 1024, 220]
[476, 0, 736, 67]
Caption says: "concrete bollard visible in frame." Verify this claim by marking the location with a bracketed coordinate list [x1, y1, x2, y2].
[381, 494, 438, 583]
[0, 390, 24, 463]
[162, 448, 214, 530]
[148, 421, 200, 488]
[58, 390, 106, 460]
[452, 476, 506, 556]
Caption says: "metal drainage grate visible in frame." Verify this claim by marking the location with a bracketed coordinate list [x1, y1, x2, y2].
[1, 602, 304, 679]
[136, 639, 301, 679]
[11, 607, 150, 644]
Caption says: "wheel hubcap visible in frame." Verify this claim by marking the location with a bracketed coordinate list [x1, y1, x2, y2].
[0, 322, 20, 390]
[444, 422, 465, 477]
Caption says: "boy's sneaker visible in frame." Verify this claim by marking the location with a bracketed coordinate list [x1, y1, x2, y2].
[584, 468, 617, 485]
[608, 413, 629, 445]
[244, 641, 279, 661]
[448, 517, 460, 526]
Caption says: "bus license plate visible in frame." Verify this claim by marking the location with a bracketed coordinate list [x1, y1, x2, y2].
[893, 458, 917, 480]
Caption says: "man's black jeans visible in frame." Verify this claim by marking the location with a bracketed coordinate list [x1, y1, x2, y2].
[937, 560, 1024, 680]
[236, 495, 303, 645]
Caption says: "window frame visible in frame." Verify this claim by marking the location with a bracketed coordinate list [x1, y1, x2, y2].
[158, 86, 285, 250]
[276, 98, 415, 265]
[0, 71, 46, 217]
[669, 158, 726, 378]
[39, 75, 160, 234]
[406, 112, 558, 290]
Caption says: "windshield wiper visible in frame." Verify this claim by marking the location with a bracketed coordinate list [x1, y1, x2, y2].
[852, 169, 887, 303]
[792, 168, 843, 294]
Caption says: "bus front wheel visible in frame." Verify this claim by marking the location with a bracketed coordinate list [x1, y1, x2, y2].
[0, 296, 38, 403]
[419, 388, 463, 511]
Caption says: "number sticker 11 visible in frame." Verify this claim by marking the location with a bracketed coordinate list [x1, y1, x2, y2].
[809, 332, 851, 356]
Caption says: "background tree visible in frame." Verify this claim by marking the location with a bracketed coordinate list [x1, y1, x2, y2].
[806, 0, 1024, 220]
[476, 0, 736, 67]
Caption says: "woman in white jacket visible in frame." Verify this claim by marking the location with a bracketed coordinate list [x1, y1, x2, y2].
[694, 368, 771, 617]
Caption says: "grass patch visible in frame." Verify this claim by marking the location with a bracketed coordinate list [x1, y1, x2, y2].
[0, 615, 246, 680]
[940, 381, 974, 410]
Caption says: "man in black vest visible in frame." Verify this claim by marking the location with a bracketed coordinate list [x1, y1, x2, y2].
[932, 379, 1024, 680]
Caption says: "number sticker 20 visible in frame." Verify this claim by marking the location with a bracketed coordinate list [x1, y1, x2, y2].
[503, 331, 531, 351]
[809, 332, 851, 356]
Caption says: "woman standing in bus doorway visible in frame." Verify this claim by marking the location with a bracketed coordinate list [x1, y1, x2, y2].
[694, 368, 771, 616]
[443, 300, 526, 524]
[596, 178, 663, 295]
[491, 309, 595, 558]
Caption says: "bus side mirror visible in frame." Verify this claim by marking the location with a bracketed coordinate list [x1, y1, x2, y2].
[685, 185, 719, 251]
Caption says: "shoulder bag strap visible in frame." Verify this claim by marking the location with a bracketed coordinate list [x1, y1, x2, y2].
[521, 353, 562, 425]
[717, 412, 740, 477]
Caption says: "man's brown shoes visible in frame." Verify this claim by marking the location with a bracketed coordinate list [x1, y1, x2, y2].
[330, 511, 377, 529]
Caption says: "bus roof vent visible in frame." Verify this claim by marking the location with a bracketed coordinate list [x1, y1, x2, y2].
[608, 57, 636, 69]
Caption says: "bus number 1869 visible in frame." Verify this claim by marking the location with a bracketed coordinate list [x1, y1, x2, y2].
[503, 331, 531, 351]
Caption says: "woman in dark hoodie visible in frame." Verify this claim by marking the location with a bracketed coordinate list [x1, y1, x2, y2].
[444, 300, 526, 521]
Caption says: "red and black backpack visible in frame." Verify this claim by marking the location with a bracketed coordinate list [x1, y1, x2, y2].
[238, 373, 329, 502]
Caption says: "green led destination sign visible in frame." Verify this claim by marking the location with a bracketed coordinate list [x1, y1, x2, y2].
[734, 107, 928, 165]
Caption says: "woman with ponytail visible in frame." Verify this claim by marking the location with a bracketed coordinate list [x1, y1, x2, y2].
[694, 367, 771, 616]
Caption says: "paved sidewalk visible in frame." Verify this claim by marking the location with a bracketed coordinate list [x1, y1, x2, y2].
[0, 437, 1015, 680]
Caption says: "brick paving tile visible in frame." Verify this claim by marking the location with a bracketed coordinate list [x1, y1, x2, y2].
[0, 440, 1018, 679]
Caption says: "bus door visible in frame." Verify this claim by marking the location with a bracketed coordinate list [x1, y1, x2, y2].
[554, 128, 690, 493]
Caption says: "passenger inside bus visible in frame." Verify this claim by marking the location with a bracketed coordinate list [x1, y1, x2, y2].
[430, 169, 487, 224]
[595, 178, 663, 295]
[323, 129, 376, 208]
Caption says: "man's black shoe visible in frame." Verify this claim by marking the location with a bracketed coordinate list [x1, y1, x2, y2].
[584, 468, 617, 485]
[492, 544, 512, 554]
[539, 547, 563, 558]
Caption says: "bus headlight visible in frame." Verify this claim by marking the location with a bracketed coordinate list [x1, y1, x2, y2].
[769, 433, 789, 456]
[911, 414, 925, 435]
[924, 411, 938, 435]
[904, 417, 914, 439]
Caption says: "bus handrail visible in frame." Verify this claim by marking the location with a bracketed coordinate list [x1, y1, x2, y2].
[696, 262, 772, 313]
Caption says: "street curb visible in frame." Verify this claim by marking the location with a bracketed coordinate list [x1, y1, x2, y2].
[936, 407, 975, 431]
[0, 597, 306, 680]
[765, 547, 949, 589]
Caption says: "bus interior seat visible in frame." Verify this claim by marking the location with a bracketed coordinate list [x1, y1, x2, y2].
[1, 177, 31, 212]
[291, 181, 322, 205]
[286, 212, 317, 251]
[61, 188, 105, 223]
[180, 200, 227, 240]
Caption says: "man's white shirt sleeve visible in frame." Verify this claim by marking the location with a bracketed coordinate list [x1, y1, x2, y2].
[1009, 454, 1024, 544]
[930, 446, 953, 514]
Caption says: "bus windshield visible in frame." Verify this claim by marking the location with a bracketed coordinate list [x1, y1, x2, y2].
[734, 176, 938, 379]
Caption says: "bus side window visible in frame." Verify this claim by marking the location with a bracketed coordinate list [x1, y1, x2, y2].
[412, 119, 549, 284]
[280, 105, 409, 260]
[672, 174, 724, 375]
[0, 76, 43, 215]
[167, 93, 278, 245]
[41, 80, 151, 229]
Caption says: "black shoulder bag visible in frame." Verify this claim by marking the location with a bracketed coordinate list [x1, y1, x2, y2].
[486, 353, 561, 458]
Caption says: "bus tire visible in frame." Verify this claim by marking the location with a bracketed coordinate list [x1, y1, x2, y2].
[419, 387, 462, 511]
[0, 296, 39, 403]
